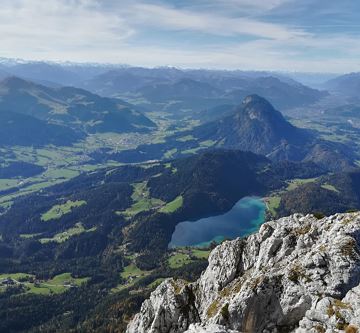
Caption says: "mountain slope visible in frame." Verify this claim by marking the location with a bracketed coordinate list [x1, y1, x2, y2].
[128, 212, 360, 333]
[224, 76, 328, 110]
[137, 78, 223, 103]
[0, 68, 9, 80]
[0, 150, 273, 247]
[190, 95, 355, 171]
[0, 110, 83, 146]
[277, 169, 360, 217]
[0, 150, 332, 333]
[0, 161, 44, 179]
[0, 77, 156, 139]
[0, 60, 114, 86]
[325, 72, 360, 97]
[108, 95, 356, 171]
[194, 95, 311, 156]
[0, 149, 324, 255]
[81, 67, 184, 95]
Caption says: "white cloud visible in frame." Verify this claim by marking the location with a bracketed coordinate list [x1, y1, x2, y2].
[0, 0, 134, 56]
[0, 0, 360, 73]
[129, 3, 305, 40]
[211, 0, 290, 10]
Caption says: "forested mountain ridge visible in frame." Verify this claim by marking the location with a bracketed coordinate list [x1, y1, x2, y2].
[0, 149, 326, 332]
[0, 76, 155, 147]
[276, 169, 360, 217]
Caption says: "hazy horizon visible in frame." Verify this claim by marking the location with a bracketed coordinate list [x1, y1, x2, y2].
[0, 56, 349, 77]
[1, 0, 360, 73]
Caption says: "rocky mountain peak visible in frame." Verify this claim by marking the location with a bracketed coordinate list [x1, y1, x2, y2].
[240, 94, 284, 122]
[242, 94, 270, 107]
[0, 76, 34, 90]
[127, 212, 360, 333]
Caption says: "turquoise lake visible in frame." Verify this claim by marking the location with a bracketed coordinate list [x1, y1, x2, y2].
[169, 197, 266, 248]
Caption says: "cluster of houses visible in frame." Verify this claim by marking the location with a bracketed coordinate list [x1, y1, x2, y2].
[0, 276, 77, 290]
[0, 277, 17, 286]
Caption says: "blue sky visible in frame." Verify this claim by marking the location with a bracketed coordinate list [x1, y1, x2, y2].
[1, 0, 360, 72]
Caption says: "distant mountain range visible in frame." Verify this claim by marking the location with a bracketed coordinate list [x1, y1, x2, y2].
[0, 58, 118, 86]
[0, 58, 329, 112]
[324, 72, 360, 98]
[82, 68, 328, 112]
[0, 77, 155, 146]
[222, 76, 328, 110]
[138, 78, 223, 102]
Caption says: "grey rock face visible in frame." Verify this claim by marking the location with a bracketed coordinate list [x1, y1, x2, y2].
[127, 212, 360, 333]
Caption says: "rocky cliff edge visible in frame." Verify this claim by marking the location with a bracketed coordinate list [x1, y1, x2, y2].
[127, 212, 360, 333]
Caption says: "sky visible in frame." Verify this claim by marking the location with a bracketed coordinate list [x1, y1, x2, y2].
[1, 0, 360, 72]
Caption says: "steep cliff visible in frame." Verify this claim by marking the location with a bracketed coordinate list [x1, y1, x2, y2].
[127, 212, 360, 333]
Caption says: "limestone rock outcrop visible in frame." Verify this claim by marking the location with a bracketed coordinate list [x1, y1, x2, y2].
[127, 212, 360, 333]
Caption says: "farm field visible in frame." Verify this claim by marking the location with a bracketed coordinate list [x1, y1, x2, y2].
[122, 181, 165, 217]
[41, 200, 87, 222]
[0, 114, 198, 212]
[0, 272, 89, 295]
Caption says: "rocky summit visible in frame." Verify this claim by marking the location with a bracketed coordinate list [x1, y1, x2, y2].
[127, 212, 360, 333]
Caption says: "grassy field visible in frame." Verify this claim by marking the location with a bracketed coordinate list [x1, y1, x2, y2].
[265, 196, 281, 217]
[0, 179, 20, 191]
[167, 248, 210, 269]
[0, 272, 89, 295]
[39, 223, 97, 243]
[191, 248, 211, 259]
[111, 264, 152, 293]
[290, 118, 356, 145]
[181, 146, 204, 155]
[0, 273, 34, 281]
[199, 140, 216, 147]
[122, 181, 164, 217]
[27, 273, 89, 295]
[163, 148, 178, 159]
[48, 273, 88, 287]
[321, 184, 339, 192]
[286, 178, 317, 191]
[111, 247, 210, 293]
[176, 135, 195, 142]
[160, 195, 183, 214]
[264, 178, 318, 217]
[41, 200, 87, 222]
[0, 140, 126, 209]
[20, 233, 43, 239]
[0, 116, 199, 210]
[0, 171, 81, 209]
[164, 163, 178, 174]
[179, 139, 216, 156]
[42, 168, 80, 179]
[147, 278, 167, 289]
[168, 253, 193, 269]
[120, 264, 147, 279]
